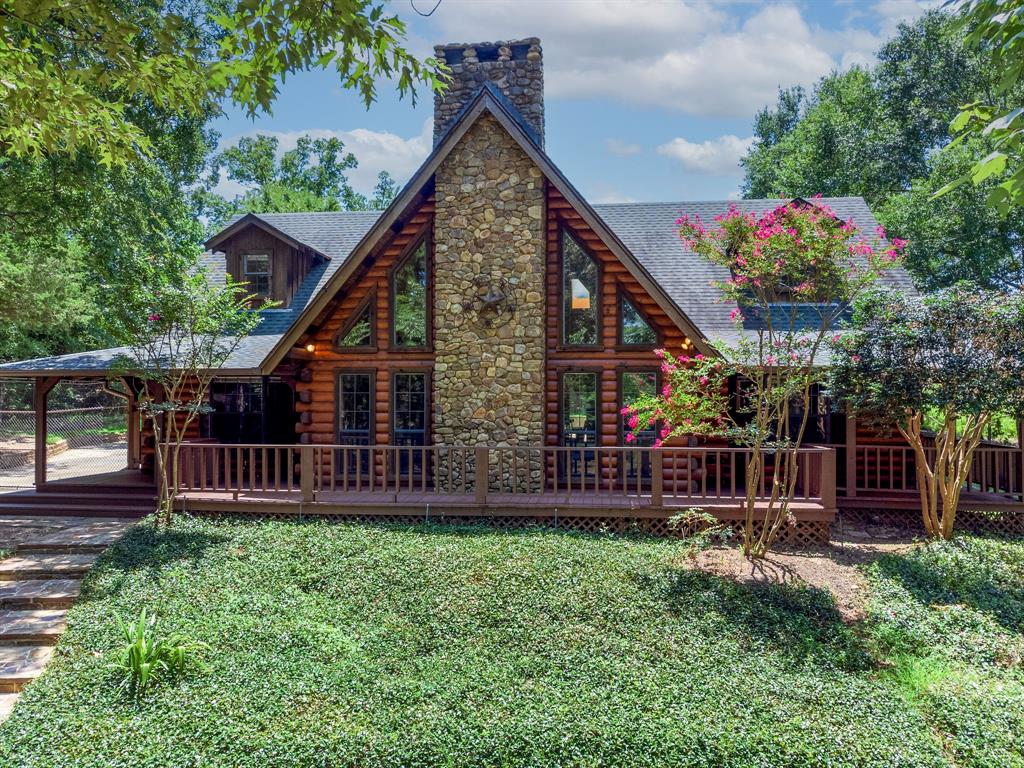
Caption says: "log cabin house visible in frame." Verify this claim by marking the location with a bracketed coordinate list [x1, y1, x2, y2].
[1, 38, 1021, 542]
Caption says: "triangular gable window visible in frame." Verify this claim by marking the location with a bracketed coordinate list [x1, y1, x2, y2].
[619, 295, 657, 346]
[334, 293, 375, 350]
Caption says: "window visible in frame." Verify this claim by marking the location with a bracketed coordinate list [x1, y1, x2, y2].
[561, 229, 599, 346]
[243, 253, 270, 297]
[392, 239, 428, 348]
[620, 296, 657, 346]
[337, 373, 374, 445]
[561, 372, 598, 447]
[392, 372, 428, 446]
[208, 380, 264, 443]
[335, 295, 374, 349]
[620, 371, 658, 445]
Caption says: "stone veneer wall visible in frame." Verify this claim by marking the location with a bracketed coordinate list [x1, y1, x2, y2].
[433, 113, 546, 447]
[433, 39, 544, 146]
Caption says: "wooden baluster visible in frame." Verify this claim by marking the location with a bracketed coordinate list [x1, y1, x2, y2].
[686, 450, 693, 499]
[730, 452, 736, 498]
[701, 452, 708, 497]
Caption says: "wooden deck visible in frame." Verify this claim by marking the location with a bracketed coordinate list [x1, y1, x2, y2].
[175, 488, 834, 521]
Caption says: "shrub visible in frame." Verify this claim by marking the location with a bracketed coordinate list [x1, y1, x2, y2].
[107, 608, 205, 694]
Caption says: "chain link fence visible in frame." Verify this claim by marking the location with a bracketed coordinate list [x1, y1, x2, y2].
[0, 379, 130, 490]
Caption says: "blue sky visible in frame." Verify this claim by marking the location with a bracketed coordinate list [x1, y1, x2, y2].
[210, 0, 935, 204]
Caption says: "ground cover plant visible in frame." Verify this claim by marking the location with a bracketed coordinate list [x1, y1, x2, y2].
[0, 517, 1020, 767]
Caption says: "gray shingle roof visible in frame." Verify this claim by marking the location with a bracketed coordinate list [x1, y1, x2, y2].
[593, 196, 915, 345]
[0, 199, 914, 375]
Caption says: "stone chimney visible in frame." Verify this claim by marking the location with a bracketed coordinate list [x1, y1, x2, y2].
[433, 38, 544, 147]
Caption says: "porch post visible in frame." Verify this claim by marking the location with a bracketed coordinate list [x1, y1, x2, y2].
[845, 412, 857, 498]
[650, 449, 663, 507]
[125, 385, 141, 469]
[821, 448, 837, 510]
[33, 377, 59, 487]
[474, 446, 489, 506]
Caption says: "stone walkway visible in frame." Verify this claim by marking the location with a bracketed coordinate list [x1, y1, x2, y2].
[0, 516, 135, 721]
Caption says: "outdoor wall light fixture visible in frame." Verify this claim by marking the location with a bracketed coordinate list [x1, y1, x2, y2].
[305, 343, 316, 353]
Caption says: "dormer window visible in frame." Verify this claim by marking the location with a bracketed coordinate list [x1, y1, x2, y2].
[561, 228, 599, 346]
[243, 253, 270, 297]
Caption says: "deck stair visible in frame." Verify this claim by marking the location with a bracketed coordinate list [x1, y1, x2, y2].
[0, 516, 134, 721]
[0, 483, 154, 518]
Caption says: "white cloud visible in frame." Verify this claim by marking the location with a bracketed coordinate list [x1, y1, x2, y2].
[656, 134, 753, 176]
[606, 138, 641, 156]
[425, 1, 842, 117]
[814, 0, 937, 72]
[213, 119, 432, 197]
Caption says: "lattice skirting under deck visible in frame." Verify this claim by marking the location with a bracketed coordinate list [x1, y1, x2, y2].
[838, 507, 1024, 538]
[188, 509, 832, 546]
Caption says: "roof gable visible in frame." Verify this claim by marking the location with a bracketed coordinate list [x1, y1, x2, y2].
[258, 83, 714, 372]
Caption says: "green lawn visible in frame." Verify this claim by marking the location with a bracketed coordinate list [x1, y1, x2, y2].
[1, 519, 1021, 768]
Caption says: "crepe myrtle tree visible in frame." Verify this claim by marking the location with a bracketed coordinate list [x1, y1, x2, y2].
[828, 285, 1024, 540]
[107, 257, 270, 526]
[624, 199, 903, 558]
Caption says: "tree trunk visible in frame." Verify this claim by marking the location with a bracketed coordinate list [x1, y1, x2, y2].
[899, 410, 989, 540]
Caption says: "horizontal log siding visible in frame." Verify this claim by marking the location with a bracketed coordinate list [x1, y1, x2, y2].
[545, 188, 695, 449]
[294, 199, 436, 447]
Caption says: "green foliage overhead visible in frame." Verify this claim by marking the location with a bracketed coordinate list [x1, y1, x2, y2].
[198, 134, 400, 230]
[0, 0, 446, 167]
[0, 110, 213, 361]
[940, 0, 1024, 214]
[0, 516, 1020, 766]
[742, 10, 1022, 290]
[878, 140, 1024, 291]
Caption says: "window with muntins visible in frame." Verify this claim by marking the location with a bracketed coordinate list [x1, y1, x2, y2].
[392, 240, 428, 348]
[243, 253, 270, 297]
[392, 373, 428, 446]
[620, 296, 657, 346]
[561, 372, 598, 447]
[337, 373, 373, 445]
[561, 229, 599, 346]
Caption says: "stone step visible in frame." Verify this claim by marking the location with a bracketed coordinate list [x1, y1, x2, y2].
[0, 609, 67, 645]
[0, 646, 53, 692]
[0, 692, 17, 722]
[0, 579, 81, 609]
[16, 524, 131, 555]
[0, 553, 98, 581]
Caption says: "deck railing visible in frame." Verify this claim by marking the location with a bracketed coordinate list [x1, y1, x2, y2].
[852, 444, 1024, 502]
[168, 442, 838, 507]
